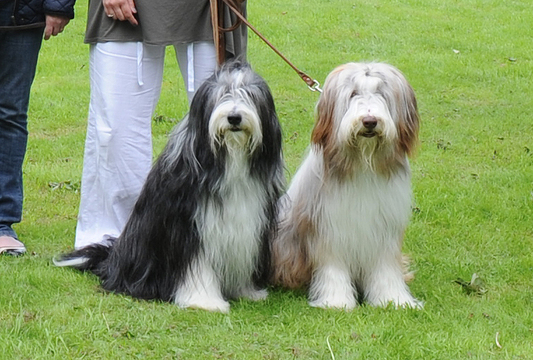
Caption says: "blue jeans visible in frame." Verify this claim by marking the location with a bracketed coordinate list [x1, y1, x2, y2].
[0, 1, 44, 239]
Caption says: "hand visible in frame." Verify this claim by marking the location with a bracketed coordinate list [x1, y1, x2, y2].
[103, 0, 138, 26]
[44, 15, 70, 40]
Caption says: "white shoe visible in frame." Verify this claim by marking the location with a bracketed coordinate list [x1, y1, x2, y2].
[0, 235, 26, 256]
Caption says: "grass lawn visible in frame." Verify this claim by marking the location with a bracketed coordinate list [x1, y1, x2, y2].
[1, 0, 532, 358]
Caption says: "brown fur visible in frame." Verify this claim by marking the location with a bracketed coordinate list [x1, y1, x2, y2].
[271, 200, 314, 288]
[396, 81, 420, 158]
[271, 62, 420, 295]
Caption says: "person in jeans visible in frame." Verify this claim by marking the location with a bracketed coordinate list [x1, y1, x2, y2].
[0, 0, 76, 255]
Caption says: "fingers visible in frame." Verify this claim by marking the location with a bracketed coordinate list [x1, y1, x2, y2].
[103, 0, 138, 26]
[44, 27, 52, 40]
[44, 16, 70, 40]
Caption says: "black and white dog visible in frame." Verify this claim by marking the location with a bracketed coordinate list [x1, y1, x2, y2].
[56, 60, 285, 313]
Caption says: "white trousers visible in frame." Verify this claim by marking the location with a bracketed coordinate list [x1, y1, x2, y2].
[75, 41, 216, 249]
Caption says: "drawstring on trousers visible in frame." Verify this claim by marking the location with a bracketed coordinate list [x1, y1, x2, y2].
[187, 43, 195, 92]
[136, 42, 197, 91]
[136, 42, 144, 86]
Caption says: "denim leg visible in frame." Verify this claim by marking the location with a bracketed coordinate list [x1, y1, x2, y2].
[0, 20, 44, 237]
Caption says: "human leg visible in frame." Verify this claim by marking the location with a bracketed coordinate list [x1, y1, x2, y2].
[75, 42, 165, 249]
[174, 41, 217, 103]
[0, 14, 44, 248]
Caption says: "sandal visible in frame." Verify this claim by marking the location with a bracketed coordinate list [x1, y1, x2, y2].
[0, 235, 26, 256]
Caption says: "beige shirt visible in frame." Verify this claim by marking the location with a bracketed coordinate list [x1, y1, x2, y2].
[84, 0, 247, 58]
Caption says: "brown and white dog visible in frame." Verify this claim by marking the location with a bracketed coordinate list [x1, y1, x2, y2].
[271, 62, 422, 310]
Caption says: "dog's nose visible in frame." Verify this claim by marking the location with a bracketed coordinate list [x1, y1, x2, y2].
[362, 116, 378, 130]
[227, 113, 242, 126]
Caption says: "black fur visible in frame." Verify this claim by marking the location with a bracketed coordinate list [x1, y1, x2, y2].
[57, 61, 284, 304]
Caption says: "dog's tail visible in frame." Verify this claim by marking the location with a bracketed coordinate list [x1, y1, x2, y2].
[53, 241, 113, 272]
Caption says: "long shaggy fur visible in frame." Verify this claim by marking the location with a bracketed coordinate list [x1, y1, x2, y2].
[56, 60, 284, 313]
[271, 62, 422, 310]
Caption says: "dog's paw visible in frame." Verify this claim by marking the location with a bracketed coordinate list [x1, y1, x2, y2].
[369, 293, 423, 310]
[179, 298, 231, 313]
[240, 288, 268, 301]
[309, 296, 357, 311]
[394, 297, 424, 309]
[174, 285, 230, 313]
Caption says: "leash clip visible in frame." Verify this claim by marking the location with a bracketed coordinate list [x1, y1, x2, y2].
[218, 0, 323, 94]
[307, 79, 323, 93]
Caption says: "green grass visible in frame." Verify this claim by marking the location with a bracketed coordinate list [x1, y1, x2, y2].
[2, 0, 533, 358]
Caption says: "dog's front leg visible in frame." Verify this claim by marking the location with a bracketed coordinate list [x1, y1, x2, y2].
[173, 255, 230, 313]
[362, 250, 422, 309]
[308, 262, 357, 310]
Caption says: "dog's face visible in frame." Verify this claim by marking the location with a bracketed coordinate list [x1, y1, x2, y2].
[183, 61, 282, 181]
[312, 63, 420, 162]
[208, 70, 264, 154]
[188, 63, 280, 159]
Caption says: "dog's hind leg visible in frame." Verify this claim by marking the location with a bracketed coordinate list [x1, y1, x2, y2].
[308, 263, 357, 310]
[173, 256, 230, 313]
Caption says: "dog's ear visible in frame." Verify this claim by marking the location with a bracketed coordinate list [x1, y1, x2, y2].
[311, 74, 340, 154]
[185, 75, 221, 173]
[189, 77, 215, 126]
[396, 78, 420, 157]
[311, 65, 351, 154]
[188, 75, 218, 143]
[259, 85, 282, 157]
[251, 83, 283, 176]
[384, 66, 420, 158]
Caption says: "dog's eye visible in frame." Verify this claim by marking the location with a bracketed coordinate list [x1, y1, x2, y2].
[350, 90, 358, 98]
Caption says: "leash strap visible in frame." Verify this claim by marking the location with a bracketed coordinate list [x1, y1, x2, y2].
[211, 0, 322, 92]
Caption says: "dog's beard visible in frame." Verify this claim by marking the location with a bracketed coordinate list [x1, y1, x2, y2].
[339, 123, 392, 172]
[209, 100, 262, 156]
[347, 134, 380, 171]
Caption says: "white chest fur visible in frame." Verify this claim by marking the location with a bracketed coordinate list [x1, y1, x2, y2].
[197, 156, 268, 290]
[291, 149, 413, 273]
[317, 170, 412, 264]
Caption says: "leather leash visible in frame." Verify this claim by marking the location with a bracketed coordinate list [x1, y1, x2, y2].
[210, 0, 322, 93]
